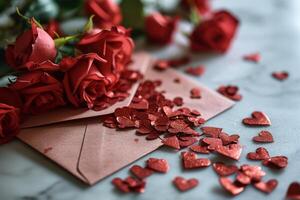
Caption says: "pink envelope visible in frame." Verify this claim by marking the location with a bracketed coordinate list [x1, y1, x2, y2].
[18, 53, 235, 185]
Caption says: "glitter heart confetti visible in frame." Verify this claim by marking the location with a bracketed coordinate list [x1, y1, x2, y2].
[242, 111, 271, 126]
[252, 130, 274, 143]
[173, 176, 199, 191]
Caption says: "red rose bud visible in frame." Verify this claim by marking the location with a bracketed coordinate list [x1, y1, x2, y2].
[0, 103, 20, 144]
[44, 20, 62, 38]
[5, 20, 57, 71]
[190, 10, 239, 53]
[61, 53, 120, 109]
[145, 13, 179, 45]
[77, 26, 134, 73]
[9, 71, 65, 114]
[85, 0, 122, 28]
[181, 0, 211, 16]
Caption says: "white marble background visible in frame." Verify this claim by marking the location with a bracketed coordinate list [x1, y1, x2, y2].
[1, 0, 300, 199]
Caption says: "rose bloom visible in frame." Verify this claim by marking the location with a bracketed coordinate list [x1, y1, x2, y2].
[44, 20, 62, 39]
[145, 13, 179, 45]
[181, 0, 211, 16]
[0, 87, 22, 144]
[5, 20, 57, 71]
[61, 53, 120, 109]
[190, 10, 239, 53]
[77, 26, 134, 73]
[9, 71, 65, 114]
[85, 0, 122, 28]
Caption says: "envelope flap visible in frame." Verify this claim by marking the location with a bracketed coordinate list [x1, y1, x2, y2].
[77, 119, 162, 185]
[21, 52, 152, 128]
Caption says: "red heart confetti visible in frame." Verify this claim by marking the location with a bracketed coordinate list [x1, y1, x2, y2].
[215, 144, 243, 160]
[173, 97, 183, 106]
[173, 176, 199, 192]
[262, 156, 288, 169]
[190, 87, 201, 99]
[130, 165, 153, 180]
[217, 85, 242, 101]
[178, 136, 198, 148]
[185, 65, 205, 76]
[201, 126, 222, 138]
[272, 71, 289, 81]
[253, 130, 274, 143]
[112, 176, 146, 193]
[146, 158, 170, 173]
[247, 147, 270, 160]
[202, 137, 223, 151]
[286, 182, 300, 200]
[243, 53, 261, 63]
[236, 171, 251, 185]
[240, 164, 266, 182]
[219, 132, 240, 145]
[154, 56, 190, 70]
[181, 151, 211, 169]
[219, 177, 245, 195]
[189, 145, 210, 154]
[162, 136, 181, 150]
[213, 162, 239, 176]
[242, 111, 271, 126]
[253, 179, 278, 194]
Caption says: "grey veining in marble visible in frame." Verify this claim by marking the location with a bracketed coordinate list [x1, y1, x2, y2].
[1, 0, 300, 199]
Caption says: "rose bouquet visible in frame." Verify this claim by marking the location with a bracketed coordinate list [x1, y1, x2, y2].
[0, 0, 239, 145]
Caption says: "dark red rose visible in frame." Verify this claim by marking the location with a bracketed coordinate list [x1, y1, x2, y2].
[44, 20, 62, 38]
[145, 13, 179, 45]
[9, 71, 65, 114]
[85, 0, 122, 28]
[5, 20, 57, 71]
[77, 26, 134, 73]
[181, 0, 211, 16]
[0, 87, 22, 144]
[0, 103, 20, 144]
[61, 53, 121, 109]
[190, 10, 239, 53]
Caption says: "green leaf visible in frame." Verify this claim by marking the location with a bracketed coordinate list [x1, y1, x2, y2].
[55, 45, 76, 63]
[120, 0, 145, 31]
[189, 7, 201, 25]
[54, 35, 79, 48]
[83, 15, 94, 33]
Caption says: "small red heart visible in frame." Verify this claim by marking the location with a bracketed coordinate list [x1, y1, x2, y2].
[219, 177, 245, 195]
[247, 147, 270, 160]
[181, 151, 211, 169]
[243, 53, 261, 63]
[129, 98, 149, 110]
[130, 165, 153, 180]
[173, 176, 199, 191]
[253, 130, 274, 143]
[201, 126, 222, 138]
[190, 87, 201, 99]
[189, 145, 210, 154]
[272, 71, 289, 81]
[219, 132, 240, 145]
[178, 136, 198, 148]
[242, 111, 271, 126]
[162, 136, 180, 150]
[236, 171, 251, 185]
[286, 182, 300, 200]
[254, 179, 278, 194]
[215, 144, 243, 160]
[202, 137, 223, 151]
[146, 158, 169, 173]
[213, 162, 238, 176]
[240, 164, 266, 182]
[112, 178, 130, 193]
[262, 156, 288, 169]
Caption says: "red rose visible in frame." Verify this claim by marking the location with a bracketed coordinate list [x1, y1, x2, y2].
[77, 26, 134, 73]
[44, 20, 62, 39]
[145, 13, 179, 45]
[9, 71, 65, 114]
[0, 88, 22, 144]
[5, 20, 57, 71]
[85, 0, 122, 28]
[181, 0, 211, 16]
[61, 53, 121, 109]
[190, 10, 239, 53]
[0, 103, 20, 144]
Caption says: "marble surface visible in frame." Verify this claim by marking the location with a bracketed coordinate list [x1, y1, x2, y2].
[1, 0, 300, 199]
